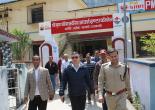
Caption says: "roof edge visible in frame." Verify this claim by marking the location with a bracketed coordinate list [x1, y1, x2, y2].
[0, 0, 23, 5]
[0, 29, 19, 41]
[68, 3, 116, 12]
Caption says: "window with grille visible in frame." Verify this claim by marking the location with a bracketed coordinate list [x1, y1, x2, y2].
[27, 4, 44, 24]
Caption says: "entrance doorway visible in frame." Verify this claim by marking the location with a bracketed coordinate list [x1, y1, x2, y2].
[32, 40, 44, 56]
[73, 40, 108, 56]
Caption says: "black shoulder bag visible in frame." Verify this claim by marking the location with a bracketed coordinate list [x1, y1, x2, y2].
[120, 64, 127, 81]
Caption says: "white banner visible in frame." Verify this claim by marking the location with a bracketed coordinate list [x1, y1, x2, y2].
[39, 21, 59, 66]
[113, 13, 130, 39]
[113, 13, 132, 61]
[118, 0, 155, 12]
[118, 1, 145, 13]
[39, 21, 51, 39]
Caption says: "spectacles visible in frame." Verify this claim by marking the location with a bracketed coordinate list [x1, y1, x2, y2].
[71, 56, 79, 59]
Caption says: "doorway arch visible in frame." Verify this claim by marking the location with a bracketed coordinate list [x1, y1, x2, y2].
[40, 43, 53, 66]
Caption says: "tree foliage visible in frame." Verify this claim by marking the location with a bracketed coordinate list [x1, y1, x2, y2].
[140, 33, 155, 56]
[11, 29, 32, 61]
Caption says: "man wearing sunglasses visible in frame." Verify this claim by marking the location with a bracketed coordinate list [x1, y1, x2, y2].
[59, 52, 93, 110]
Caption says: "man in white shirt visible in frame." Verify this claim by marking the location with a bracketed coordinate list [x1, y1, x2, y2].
[61, 54, 71, 74]
[34, 68, 40, 95]
[24, 55, 55, 110]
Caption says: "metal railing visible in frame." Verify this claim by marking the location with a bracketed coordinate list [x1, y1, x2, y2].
[0, 64, 27, 110]
[7, 68, 20, 110]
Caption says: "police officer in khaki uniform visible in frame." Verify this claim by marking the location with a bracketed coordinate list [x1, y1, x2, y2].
[98, 49, 132, 110]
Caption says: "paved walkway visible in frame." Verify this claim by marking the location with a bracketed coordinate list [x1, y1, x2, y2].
[47, 89, 136, 110]
[21, 89, 135, 110]
[47, 90, 102, 110]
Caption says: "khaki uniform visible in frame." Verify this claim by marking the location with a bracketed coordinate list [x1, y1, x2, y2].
[98, 62, 132, 110]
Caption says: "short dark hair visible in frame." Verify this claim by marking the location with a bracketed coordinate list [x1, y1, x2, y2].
[107, 48, 118, 54]
[71, 51, 79, 56]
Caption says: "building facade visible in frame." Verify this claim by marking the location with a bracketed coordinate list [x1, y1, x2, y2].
[0, 0, 86, 60]
[0, 0, 155, 60]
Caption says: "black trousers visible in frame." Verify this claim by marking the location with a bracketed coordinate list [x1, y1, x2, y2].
[87, 80, 95, 101]
[69, 95, 86, 110]
[102, 101, 108, 110]
[59, 72, 62, 82]
[102, 89, 108, 110]
[88, 91, 91, 101]
[28, 95, 47, 110]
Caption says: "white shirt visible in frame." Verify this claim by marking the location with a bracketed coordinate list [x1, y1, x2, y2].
[61, 59, 71, 73]
[72, 64, 80, 72]
[34, 68, 40, 95]
[72, 63, 83, 72]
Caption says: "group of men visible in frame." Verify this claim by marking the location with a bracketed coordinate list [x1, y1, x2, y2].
[24, 48, 133, 110]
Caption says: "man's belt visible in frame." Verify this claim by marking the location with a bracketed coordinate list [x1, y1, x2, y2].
[106, 88, 127, 96]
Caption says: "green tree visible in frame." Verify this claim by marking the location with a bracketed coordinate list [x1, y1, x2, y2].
[140, 33, 155, 56]
[11, 29, 32, 61]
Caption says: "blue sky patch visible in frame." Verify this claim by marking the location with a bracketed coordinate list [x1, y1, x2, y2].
[0, 0, 17, 4]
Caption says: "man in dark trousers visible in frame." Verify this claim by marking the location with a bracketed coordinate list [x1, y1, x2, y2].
[45, 56, 58, 90]
[84, 53, 96, 104]
[24, 55, 54, 110]
[59, 52, 93, 110]
[58, 56, 63, 82]
[93, 49, 108, 110]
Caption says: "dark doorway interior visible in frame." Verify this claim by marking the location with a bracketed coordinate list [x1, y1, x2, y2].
[33, 45, 40, 55]
[73, 40, 107, 57]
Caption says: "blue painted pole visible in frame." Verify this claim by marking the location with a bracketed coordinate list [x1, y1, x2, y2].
[123, 0, 127, 64]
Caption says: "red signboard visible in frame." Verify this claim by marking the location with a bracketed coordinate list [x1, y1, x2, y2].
[51, 15, 113, 34]
[145, 0, 155, 10]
